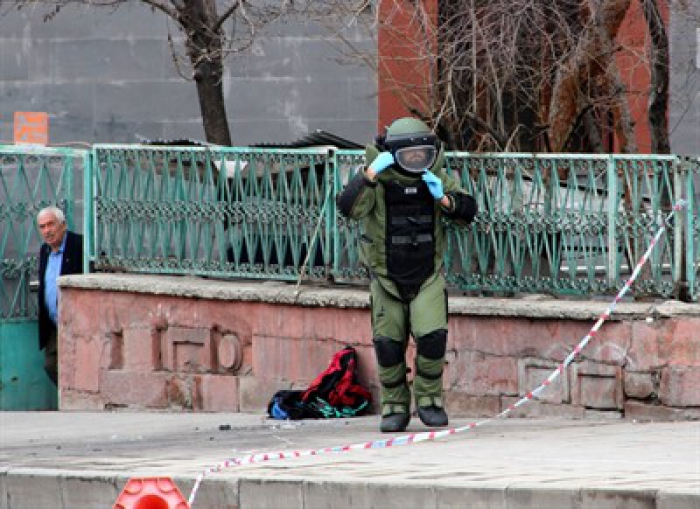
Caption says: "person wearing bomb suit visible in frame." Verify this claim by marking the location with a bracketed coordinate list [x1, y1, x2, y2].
[336, 117, 477, 432]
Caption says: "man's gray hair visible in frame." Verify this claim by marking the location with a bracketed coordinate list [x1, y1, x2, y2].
[38, 206, 66, 224]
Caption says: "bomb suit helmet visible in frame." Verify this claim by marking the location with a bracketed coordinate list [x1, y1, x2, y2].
[381, 117, 440, 174]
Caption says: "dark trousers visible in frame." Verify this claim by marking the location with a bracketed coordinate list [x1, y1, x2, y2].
[43, 327, 58, 386]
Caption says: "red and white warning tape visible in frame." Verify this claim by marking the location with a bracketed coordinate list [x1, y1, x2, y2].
[188, 200, 687, 507]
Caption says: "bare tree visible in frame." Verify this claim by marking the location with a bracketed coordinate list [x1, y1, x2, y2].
[11, 0, 302, 146]
[323, 0, 677, 154]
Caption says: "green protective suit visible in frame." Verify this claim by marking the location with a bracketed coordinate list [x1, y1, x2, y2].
[336, 142, 476, 416]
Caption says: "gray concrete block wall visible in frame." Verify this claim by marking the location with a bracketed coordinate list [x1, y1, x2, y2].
[670, 2, 700, 156]
[0, 3, 377, 147]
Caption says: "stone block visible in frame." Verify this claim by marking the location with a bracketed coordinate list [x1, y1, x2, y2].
[581, 488, 656, 509]
[59, 389, 105, 411]
[65, 335, 103, 393]
[657, 490, 700, 509]
[238, 375, 299, 413]
[53, 39, 168, 82]
[251, 334, 340, 383]
[364, 482, 438, 508]
[0, 39, 29, 81]
[624, 401, 700, 422]
[304, 480, 373, 508]
[162, 326, 212, 373]
[60, 474, 122, 508]
[171, 477, 239, 508]
[570, 362, 623, 410]
[445, 392, 501, 417]
[518, 357, 569, 404]
[449, 351, 518, 396]
[500, 396, 586, 419]
[5, 471, 63, 509]
[95, 82, 200, 122]
[624, 371, 656, 399]
[506, 485, 580, 509]
[100, 371, 169, 408]
[451, 316, 601, 360]
[123, 327, 159, 371]
[665, 319, 700, 365]
[197, 374, 239, 412]
[167, 376, 199, 410]
[239, 478, 303, 509]
[630, 318, 700, 370]
[660, 367, 700, 407]
[583, 409, 623, 419]
[436, 486, 506, 509]
[628, 321, 664, 371]
[0, 470, 6, 509]
[582, 327, 632, 365]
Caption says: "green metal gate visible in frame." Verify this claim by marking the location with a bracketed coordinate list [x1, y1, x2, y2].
[0, 146, 87, 410]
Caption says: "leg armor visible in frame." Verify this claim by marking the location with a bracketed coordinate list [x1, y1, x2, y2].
[413, 329, 447, 408]
[373, 336, 410, 415]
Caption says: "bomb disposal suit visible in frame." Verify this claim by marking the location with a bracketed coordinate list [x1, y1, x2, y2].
[336, 118, 477, 432]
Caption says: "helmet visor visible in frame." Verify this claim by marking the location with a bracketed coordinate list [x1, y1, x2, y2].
[394, 145, 437, 173]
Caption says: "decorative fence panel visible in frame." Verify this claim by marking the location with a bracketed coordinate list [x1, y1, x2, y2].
[84, 145, 700, 301]
[333, 151, 697, 300]
[89, 145, 333, 281]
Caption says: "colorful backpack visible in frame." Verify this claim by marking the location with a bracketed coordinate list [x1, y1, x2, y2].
[267, 346, 372, 420]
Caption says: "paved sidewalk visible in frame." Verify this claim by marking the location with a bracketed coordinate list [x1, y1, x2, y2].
[1, 411, 699, 508]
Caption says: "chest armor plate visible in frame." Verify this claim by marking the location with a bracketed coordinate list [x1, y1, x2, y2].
[383, 179, 436, 300]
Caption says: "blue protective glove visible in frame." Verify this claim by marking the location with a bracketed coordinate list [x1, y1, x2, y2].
[422, 170, 444, 200]
[368, 151, 394, 174]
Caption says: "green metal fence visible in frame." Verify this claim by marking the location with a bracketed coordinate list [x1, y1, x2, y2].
[0, 145, 87, 409]
[89, 145, 332, 280]
[443, 153, 684, 297]
[333, 151, 696, 299]
[87, 145, 699, 301]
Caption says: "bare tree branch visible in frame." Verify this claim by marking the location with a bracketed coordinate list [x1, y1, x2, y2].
[136, 0, 178, 19]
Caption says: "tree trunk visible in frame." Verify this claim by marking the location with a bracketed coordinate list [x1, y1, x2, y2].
[194, 59, 232, 146]
[181, 0, 232, 146]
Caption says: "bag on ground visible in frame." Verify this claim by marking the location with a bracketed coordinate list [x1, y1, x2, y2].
[267, 346, 372, 420]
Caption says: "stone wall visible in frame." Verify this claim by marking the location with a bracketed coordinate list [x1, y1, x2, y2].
[58, 274, 700, 421]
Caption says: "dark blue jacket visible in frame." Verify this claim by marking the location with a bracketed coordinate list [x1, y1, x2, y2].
[37, 230, 83, 350]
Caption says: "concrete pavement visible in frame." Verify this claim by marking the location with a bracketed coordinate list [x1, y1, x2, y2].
[1, 411, 699, 508]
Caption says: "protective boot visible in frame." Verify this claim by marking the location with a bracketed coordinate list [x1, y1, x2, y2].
[414, 329, 449, 428]
[380, 408, 411, 433]
[374, 337, 411, 433]
[417, 405, 448, 427]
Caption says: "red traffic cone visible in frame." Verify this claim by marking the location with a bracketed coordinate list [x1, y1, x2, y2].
[113, 477, 189, 509]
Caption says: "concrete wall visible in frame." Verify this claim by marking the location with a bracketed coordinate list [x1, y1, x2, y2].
[57, 275, 700, 421]
[0, 3, 377, 146]
[670, 1, 700, 156]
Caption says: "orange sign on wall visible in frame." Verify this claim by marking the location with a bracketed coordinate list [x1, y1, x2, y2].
[14, 112, 49, 145]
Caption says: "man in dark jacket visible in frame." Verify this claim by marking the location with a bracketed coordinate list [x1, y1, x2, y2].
[37, 206, 83, 385]
[336, 117, 477, 432]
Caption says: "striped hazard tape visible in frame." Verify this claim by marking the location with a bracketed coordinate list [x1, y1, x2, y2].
[188, 200, 687, 507]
